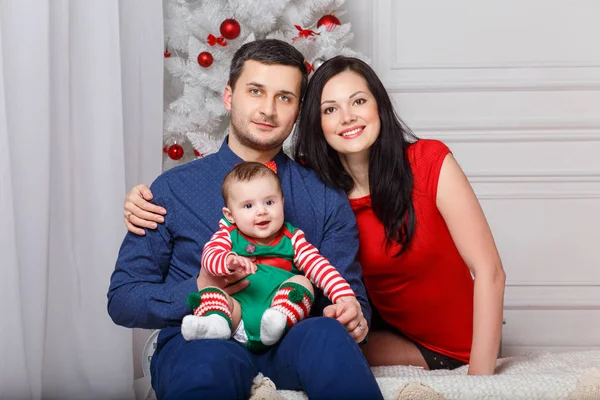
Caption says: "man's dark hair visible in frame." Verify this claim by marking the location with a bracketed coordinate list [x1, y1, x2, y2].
[229, 39, 308, 100]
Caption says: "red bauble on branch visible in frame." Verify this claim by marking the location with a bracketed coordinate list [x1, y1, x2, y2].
[167, 144, 184, 160]
[317, 14, 341, 31]
[220, 18, 241, 40]
[197, 51, 213, 68]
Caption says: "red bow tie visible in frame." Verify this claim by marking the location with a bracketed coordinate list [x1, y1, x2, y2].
[264, 161, 277, 174]
[234, 161, 277, 174]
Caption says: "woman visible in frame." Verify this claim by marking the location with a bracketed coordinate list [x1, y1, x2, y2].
[123, 56, 505, 375]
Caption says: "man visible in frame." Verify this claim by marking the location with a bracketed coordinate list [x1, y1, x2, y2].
[108, 39, 382, 399]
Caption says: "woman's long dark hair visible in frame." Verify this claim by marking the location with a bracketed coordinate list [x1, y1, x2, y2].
[294, 56, 418, 256]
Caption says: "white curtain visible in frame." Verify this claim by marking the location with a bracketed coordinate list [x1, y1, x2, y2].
[0, 1, 163, 398]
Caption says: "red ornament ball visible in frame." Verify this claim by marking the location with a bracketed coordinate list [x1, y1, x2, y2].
[164, 49, 171, 58]
[167, 144, 184, 160]
[317, 14, 341, 31]
[220, 18, 241, 40]
[197, 51, 213, 68]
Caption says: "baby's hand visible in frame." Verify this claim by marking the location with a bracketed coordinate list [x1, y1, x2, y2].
[226, 254, 257, 275]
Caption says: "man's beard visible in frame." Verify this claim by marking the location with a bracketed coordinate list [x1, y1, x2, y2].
[229, 112, 289, 152]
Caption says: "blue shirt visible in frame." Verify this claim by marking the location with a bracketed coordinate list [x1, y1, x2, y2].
[107, 139, 370, 329]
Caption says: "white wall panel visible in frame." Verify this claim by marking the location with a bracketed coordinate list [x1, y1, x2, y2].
[503, 310, 600, 346]
[481, 199, 600, 284]
[389, 91, 600, 121]
[372, 0, 600, 91]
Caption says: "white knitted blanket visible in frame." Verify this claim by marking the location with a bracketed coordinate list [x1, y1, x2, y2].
[137, 350, 600, 400]
[275, 350, 600, 400]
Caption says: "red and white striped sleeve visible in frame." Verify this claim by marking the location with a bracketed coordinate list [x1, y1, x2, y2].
[291, 229, 356, 303]
[201, 220, 236, 276]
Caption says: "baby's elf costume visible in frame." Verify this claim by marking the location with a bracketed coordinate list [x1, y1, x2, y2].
[182, 218, 356, 352]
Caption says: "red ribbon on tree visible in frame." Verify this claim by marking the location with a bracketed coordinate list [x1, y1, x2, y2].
[304, 61, 313, 74]
[292, 25, 319, 42]
[207, 34, 227, 46]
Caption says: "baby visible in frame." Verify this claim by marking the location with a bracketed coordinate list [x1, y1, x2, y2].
[182, 161, 360, 352]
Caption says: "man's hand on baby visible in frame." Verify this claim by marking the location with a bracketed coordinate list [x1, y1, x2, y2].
[226, 254, 257, 275]
[323, 296, 368, 343]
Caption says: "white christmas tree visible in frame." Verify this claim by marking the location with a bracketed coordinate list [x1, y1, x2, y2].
[162, 0, 366, 170]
